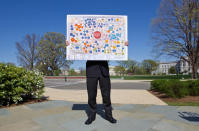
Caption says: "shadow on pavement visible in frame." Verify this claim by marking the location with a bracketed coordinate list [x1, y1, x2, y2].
[178, 112, 199, 122]
[72, 104, 107, 120]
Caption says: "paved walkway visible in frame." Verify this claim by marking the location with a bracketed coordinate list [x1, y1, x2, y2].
[1, 80, 198, 130]
[0, 100, 199, 131]
[44, 87, 167, 105]
[44, 79, 166, 105]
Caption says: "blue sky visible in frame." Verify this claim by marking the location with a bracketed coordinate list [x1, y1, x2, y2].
[0, 0, 174, 69]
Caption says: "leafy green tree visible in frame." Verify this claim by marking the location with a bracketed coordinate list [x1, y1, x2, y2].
[114, 66, 126, 76]
[117, 60, 137, 75]
[79, 67, 86, 76]
[142, 60, 158, 74]
[69, 69, 77, 76]
[126, 60, 138, 74]
[168, 66, 177, 74]
[37, 32, 73, 76]
[134, 65, 146, 75]
[53, 69, 61, 76]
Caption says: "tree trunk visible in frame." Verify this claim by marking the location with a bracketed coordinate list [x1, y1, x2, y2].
[191, 64, 197, 79]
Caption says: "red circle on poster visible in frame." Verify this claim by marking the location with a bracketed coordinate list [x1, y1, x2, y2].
[94, 31, 101, 39]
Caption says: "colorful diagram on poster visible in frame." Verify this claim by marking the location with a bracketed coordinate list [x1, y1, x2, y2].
[67, 15, 128, 60]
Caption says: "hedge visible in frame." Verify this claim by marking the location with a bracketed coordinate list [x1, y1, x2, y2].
[0, 63, 44, 106]
[151, 79, 199, 98]
[111, 75, 198, 80]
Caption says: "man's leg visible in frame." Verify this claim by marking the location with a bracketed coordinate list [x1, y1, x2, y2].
[87, 77, 98, 112]
[85, 77, 98, 125]
[98, 76, 111, 108]
[99, 75, 117, 123]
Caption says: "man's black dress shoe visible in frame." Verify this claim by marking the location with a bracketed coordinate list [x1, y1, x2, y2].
[104, 106, 117, 124]
[85, 112, 96, 125]
[105, 116, 117, 123]
[85, 117, 95, 125]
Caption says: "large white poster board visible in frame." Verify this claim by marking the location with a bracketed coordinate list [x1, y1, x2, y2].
[66, 15, 128, 60]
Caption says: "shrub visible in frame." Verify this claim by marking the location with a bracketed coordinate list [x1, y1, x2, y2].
[151, 80, 167, 93]
[166, 80, 189, 98]
[0, 63, 44, 106]
[150, 79, 198, 98]
[184, 80, 199, 96]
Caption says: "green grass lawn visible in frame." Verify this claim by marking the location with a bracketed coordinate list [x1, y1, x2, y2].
[166, 101, 199, 106]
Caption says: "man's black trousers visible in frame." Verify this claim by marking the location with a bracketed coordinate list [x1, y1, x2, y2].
[86, 74, 111, 112]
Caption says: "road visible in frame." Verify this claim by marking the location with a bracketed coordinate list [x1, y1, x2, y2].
[44, 79, 151, 90]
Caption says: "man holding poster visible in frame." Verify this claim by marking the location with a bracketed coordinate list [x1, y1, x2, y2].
[66, 41, 128, 125]
[66, 15, 128, 125]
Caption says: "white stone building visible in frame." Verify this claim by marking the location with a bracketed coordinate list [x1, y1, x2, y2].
[152, 61, 180, 75]
[61, 66, 117, 76]
[109, 66, 117, 76]
[179, 57, 199, 74]
[61, 70, 69, 76]
[152, 57, 199, 75]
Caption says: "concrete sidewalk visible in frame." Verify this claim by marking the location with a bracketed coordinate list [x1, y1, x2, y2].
[44, 87, 167, 105]
[0, 100, 199, 131]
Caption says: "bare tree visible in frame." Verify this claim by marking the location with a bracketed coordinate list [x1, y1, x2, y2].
[117, 60, 131, 69]
[151, 0, 199, 79]
[16, 34, 38, 70]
